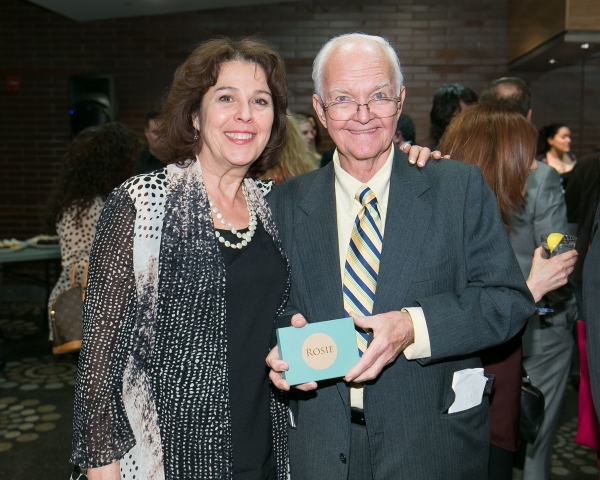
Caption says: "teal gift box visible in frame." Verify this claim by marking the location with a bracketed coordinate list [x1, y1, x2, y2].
[276, 317, 359, 386]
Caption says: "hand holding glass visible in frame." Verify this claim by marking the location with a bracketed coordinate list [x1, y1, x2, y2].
[541, 234, 577, 258]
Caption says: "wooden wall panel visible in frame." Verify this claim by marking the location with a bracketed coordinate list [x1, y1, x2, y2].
[567, 0, 600, 30]
[508, 0, 566, 61]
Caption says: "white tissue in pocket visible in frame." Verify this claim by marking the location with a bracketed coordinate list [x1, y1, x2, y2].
[448, 368, 487, 414]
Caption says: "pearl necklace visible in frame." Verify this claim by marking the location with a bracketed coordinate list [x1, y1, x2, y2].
[208, 184, 257, 249]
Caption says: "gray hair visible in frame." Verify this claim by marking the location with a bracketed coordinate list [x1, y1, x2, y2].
[312, 33, 404, 101]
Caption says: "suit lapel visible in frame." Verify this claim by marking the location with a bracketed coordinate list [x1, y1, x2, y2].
[373, 149, 432, 313]
[295, 165, 350, 409]
[295, 164, 344, 322]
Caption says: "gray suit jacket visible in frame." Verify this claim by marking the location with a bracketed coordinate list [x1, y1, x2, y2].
[268, 149, 534, 479]
[509, 161, 573, 355]
[509, 161, 567, 278]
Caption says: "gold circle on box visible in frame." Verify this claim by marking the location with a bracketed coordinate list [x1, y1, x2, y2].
[302, 333, 338, 370]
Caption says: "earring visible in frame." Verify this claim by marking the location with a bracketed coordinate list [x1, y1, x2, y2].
[194, 129, 198, 140]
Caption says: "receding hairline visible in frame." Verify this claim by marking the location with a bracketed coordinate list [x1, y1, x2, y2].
[329, 36, 389, 57]
[494, 83, 520, 97]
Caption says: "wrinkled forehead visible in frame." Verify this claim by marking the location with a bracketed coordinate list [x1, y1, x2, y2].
[323, 43, 397, 93]
[323, 51, 396, 95]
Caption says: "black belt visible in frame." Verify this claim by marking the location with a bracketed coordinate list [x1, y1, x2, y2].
[350, 407, 366, 426]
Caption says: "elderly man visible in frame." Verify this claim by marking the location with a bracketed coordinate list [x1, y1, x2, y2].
[266, 33, 534, 479]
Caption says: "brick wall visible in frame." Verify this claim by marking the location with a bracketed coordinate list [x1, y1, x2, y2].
[525, 60, 600, 156]
[0, 0, 598, 239]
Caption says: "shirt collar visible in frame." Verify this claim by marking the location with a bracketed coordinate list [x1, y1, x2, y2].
[333, 146, 394, 211]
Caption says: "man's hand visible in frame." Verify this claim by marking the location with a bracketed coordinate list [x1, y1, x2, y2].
[266, 313, 318, 392]
[402, 143, 448, 167]
[344, 310, 415, 384]
[526, 246, 578, 303]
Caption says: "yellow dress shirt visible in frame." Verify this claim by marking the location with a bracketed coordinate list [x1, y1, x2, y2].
[333, 146, 431, 408]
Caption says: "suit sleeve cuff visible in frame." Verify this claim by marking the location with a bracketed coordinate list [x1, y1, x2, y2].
[402, 307, 431, 359]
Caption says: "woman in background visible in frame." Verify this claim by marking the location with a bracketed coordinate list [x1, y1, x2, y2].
[292, 113, 321, 166]
[47, 122, 139, 341]
[537, 123, 576, 190]
[439, 103, 577, 480]
[429, 83, 478, 149]
[260, 114, 316, 184]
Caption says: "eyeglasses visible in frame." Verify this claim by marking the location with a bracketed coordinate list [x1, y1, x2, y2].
[322, 97, 401, 121]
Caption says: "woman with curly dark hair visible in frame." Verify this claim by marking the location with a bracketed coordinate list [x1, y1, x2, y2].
[71, 37, 291, 480]
[47, 122, 139, 341]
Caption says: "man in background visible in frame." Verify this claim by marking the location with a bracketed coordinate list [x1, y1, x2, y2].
[391, 113, 415, 149]
[137, 106, 166, 174]
[481, 76, 576, 480]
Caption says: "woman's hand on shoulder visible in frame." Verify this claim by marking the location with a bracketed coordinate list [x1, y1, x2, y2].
[87, 461, 120, 480]
[401, 143, 448, 167]
[526, 246, 578, 302]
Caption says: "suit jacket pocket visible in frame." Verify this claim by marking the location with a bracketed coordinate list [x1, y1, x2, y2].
[411, 259, 452, 283]
[442, 398, 488, 417]
[434, 398, 490, 476]
[406, 259, 454, 298]
[439, 378, 486, 415]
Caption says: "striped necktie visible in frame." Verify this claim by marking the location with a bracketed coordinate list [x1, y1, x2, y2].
[343, 186, 383, 356]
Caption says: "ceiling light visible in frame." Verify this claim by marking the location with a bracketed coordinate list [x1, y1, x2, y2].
[549, 59, 556, 64]
[581, 43, 590, 49]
